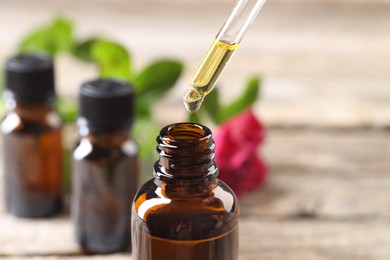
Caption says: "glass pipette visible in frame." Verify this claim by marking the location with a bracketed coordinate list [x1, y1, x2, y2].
[183, 0, 267, 113]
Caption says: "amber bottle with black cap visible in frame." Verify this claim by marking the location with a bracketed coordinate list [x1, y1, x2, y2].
[132, 123, 239, 260]
[72, 79, 139, 254]
[1, 54, 63, 218]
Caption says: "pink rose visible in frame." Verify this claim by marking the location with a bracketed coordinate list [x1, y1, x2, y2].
[214, 109, 267, 197]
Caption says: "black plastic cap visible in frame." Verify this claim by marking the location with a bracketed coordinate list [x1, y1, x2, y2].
[79, 79, 135, 131]
[5, 54, 55, 103]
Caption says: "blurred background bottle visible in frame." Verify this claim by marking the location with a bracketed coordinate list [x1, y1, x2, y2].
[132, 123, 239, 260]
[1, 54, 64, 218]
[72, 79, 139, 254]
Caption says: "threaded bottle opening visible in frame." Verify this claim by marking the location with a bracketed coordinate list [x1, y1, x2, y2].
[154, 123, 218, 180]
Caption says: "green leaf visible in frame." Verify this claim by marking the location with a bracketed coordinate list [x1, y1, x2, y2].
[135, 95, 154, 118]
[0, 100, 5, 115]
[189, 112, 202, 124]
[56, 98, 77, 124]
[132, 118, 160, 158]
[73, 38, 99, 62]
[132, 118, 161, 182]
[186, 88, 220, 124]
[218, 76, 261, 123]
[134, 60, 183, 97]
[202, 88, 220, 124]
[91, 39, 131, 80]
[19, 29, 53, 55]
[19, 17, 74, 56]
[50, 18, 74, 52]
[0, 66, 4, 93]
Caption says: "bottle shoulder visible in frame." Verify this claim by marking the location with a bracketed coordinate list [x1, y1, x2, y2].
[133, 179, 239, 222]
[1, 110, 62, 134]
[73, 137, 138, 161]
[133, 178, 239, 238]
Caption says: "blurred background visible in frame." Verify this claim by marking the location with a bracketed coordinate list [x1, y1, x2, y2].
[1, 0, 389, 127]
[1, 0, 390, 259]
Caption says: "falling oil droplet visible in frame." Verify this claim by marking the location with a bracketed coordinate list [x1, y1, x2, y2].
[183, 87, 205, 113]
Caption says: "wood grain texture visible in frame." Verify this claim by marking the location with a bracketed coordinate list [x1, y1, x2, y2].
[0, 0, 389, 259]
[1, 129, 389, 259]
[240, 129, 390, 219]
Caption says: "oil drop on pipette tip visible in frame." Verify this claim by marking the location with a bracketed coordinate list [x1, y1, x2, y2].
[183, 87, 205, 113]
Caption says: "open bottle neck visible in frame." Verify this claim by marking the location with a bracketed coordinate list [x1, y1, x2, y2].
[153, 123, 219, 186]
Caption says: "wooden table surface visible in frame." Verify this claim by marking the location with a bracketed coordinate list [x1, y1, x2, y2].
[1, 128, 390, 259]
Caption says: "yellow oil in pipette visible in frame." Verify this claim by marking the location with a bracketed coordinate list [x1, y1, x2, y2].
[183, 0, 266, 113]
[184, 40, 238, 113]
[191, 40, 238, 94]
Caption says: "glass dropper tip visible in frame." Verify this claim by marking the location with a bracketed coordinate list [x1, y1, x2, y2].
[183, 87, 205, 113]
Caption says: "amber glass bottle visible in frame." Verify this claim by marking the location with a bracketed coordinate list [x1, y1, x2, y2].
[72, 79, 139, 254]
[1, 54, 63, 218]
[132, 123, 239, 260]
